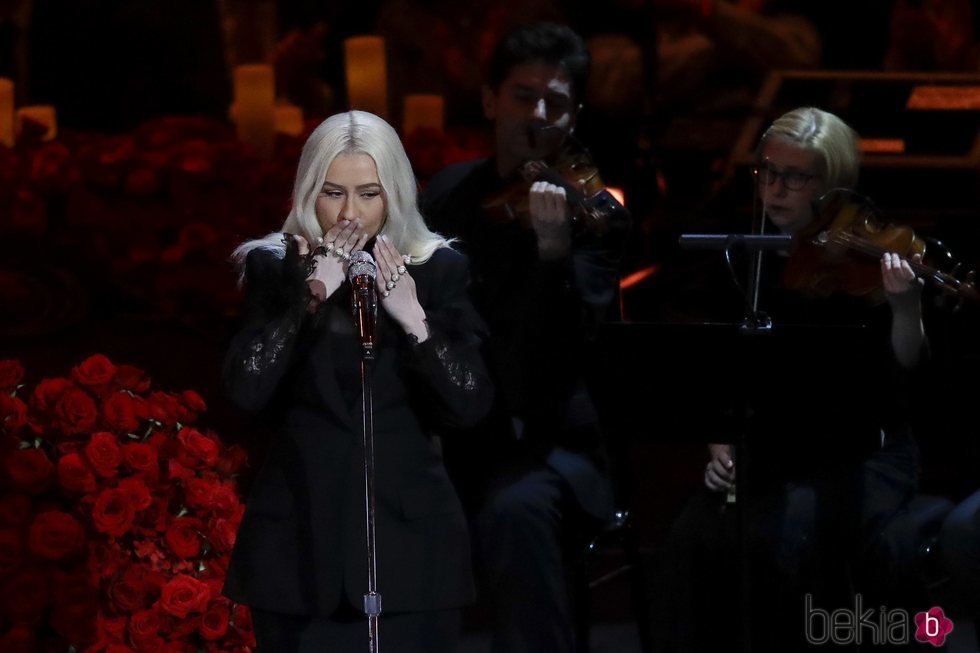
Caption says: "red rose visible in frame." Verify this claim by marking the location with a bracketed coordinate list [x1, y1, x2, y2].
[0, 566, 49, 624]
[54, 387, 99, 435]
[85, 431, 122, 477]
[102, 392, 140, 433]
[71, 354, 117, 390]
[117, 476, 153, 511]
[28, 510, 85, 560]
[108, 566, 148, 612]
[176, 427, 220, 469]
[157, 574, 211, 618]
[4, 447, 54, 494]
[0, 360, 24, 391]
[180, 390, 207, 413]
[128, 608, 165, 650]
[0, 527, 24, 576]
[57, 452, 97, 493]
[182, 477, 218, 510]
[165, 517, 203, 559]
[30, 377, 69, 414]
[113, 364, 151, 393]
[122, 442, 160, 481]
[211, 483, 242, 517]
[199, 600, 231, 640]
[0, 625, 36, 653]
[0, 493, 32, 526]
[215, 444, 248, 477]
[92, 488, 136, 537]
[208, 517, 238, 553]
[0, 395, 27, 432]
[146, 392, 180, 426]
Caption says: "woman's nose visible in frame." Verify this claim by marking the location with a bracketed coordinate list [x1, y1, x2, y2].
[340, 197, 358, 220]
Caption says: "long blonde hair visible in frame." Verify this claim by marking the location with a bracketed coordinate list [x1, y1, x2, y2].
[233, 110, 449, 278]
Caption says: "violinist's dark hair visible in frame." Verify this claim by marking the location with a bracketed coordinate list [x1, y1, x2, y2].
[486, 22, 590, 101]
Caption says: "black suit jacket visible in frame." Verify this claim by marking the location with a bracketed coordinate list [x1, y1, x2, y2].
[222, 240, 493, 616]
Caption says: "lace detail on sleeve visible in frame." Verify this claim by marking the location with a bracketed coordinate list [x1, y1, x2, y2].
[432, 340, 478, 391]
[243, 322, 298, 376]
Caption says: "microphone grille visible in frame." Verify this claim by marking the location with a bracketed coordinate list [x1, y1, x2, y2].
[347, 250, 377, 281]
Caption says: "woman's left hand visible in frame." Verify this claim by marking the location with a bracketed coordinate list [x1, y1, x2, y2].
[881, 252, 923, 300]
[372, 235, 428, 342]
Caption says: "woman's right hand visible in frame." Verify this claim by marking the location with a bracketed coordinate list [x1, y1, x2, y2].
[305, 219, 369, 303]
[704, 443, 735, 492]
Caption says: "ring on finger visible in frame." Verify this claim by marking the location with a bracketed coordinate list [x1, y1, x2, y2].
[391, 273, 399, 282]
[382, 290, 390, 298]
[386, 280, 395, 290]
[396, 265, 407, 275]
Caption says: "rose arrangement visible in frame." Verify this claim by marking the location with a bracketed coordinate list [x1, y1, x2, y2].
[0, 354, 254, 652]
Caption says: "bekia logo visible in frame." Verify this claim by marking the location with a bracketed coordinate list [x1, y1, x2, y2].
[805, 594, 954, 647]
[914, 607, 954, 647]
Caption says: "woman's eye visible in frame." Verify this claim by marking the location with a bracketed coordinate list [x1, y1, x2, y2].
[322, 190, 343, 198]
[361, 191, 380, 199]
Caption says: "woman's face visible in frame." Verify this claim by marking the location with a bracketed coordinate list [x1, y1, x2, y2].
[315, 152, 387, 237]
[756, 138, 827, 236]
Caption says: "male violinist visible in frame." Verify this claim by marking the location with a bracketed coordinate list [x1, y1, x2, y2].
[421, 22, 630, 653]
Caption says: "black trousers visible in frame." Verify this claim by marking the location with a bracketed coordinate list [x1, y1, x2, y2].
[251, 603, 461, 653]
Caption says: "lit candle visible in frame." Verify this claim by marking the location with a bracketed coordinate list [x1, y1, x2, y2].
[403, 94, 444, 135]
[16, 105, 57, 142]
[345, 36, 388, 119]
[275, 103, 304, 136]
[232, 64, 276, 157]
[0, 78, 12, 147]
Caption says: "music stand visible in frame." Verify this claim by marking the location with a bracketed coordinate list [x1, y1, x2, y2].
[597, 234, 879, 651]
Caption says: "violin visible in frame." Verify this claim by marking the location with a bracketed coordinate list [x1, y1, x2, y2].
[481, 147, 627, 238]
[783, 188, 977, 307]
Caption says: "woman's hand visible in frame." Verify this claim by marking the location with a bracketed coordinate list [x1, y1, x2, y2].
[705, 443, 735, 492]
[307, 219, 369, 303]
[372, 234, 428, 342]
[881, 252, 923, 305]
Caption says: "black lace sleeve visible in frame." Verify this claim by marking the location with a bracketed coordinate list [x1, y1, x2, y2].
[223, 238, 312, 412]
[400, 249, 494, 430]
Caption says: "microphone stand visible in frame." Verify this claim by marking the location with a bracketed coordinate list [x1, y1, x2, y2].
[351, 273, 382, 653]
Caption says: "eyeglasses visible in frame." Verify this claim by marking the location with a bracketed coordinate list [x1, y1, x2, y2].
[752, 164, 820, 191]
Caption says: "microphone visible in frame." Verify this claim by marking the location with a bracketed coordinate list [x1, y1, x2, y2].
[347, 250, 378, 359]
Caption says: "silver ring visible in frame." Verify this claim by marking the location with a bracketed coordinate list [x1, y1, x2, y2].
[325, 242, 335, 252]
[402, 255, 412, 265]
[342, 252, 350, 261]
[382, 290, 390, 298]
[335, 246, 344, 257]
[391, 273, 399, 282]
[396, 265, 407, 275]
[386, 280, 395, 290]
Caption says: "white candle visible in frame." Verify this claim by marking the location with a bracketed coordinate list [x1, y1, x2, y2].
[403, 94, 444, 135]
[345, 36, 388, 119]
[232, 64, 276, 157]
[16, 105, 57, 142]
[275, 103, 304, 136]
[0, 79, 13, 147]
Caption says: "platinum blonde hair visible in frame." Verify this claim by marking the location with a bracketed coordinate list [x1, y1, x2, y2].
[232, 110, 449, 279]
[757, 107, 860, 190]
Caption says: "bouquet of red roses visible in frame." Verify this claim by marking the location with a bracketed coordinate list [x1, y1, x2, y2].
[0, 354, 255, 653]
